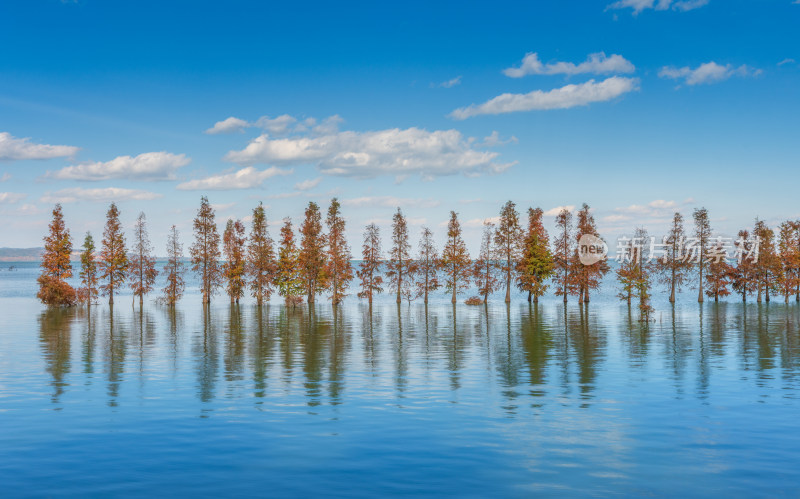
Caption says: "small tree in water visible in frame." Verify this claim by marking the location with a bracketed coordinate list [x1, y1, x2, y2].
[276, 218, 304, 307]
[99, 202, 128, 306]
[415, 227, 440, 304]
[37, 204, 76, 306]
[516, 207, 554, 303]
[79, 232, 98, 306]
[247, 202, 276, 306]
[472, 221, 499, 304]
[190, 197, 222, 304]
[494, 200, 522, 303]
[357, 223, 383, 305]
[223, 218, 247, 304]
[387, 208, 412, 304]
[704, 238, 733, 302]
[298, 202, 327, 304]
[324, 198, 353, 305]
[129, 212, 158, 308]
[441, 211, 471, 304]
[162, 225, 186, 305]
[656, 212, 691, 303]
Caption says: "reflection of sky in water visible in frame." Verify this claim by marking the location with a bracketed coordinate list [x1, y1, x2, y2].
[1, 263, 800, 495]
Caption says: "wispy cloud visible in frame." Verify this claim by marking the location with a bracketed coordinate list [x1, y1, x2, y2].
[176, 166, 292, 190]
[433, 76, 462, 88]
[205, 117, 250, 134]
[225, 126, 513, 179]
[607, 0, 709, 15]
[659, 62, 761, 86]
[778, 58, 796, 66]
[503, 52, 635, 78]
[294, 177, 322, 191]
[40, 187, 162, 204]
[341, 196, 440, 209]
[0, 192, 26, 204]
[48, 152, 190, 181]
[0, 132, 79, 161]
[204, 114, 342, 137]
[544, 205, 575, 216]
[450, 76, 639, 119]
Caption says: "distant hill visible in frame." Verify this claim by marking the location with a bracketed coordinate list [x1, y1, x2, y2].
[0, 248, 44, 262]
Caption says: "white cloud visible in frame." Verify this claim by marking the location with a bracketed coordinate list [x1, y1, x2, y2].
[49, 151, 190, 181]
[778, 58, 796, 66]
[0, 173, 10, 182]
[607, 0, 708, 14]
[503, 52, 635, 78]
[464, 216, 501, 227]
[294, 177, 322, 191]
[659, 62, 760, 86]
[602, 214, 632, 223]
[435, 76, 462, 88]
[40, 187, 162, 204]
[480, 131, 518, 147]
[176, 166, 293, 191]
[450, 76, 639, 119]
[341, 196, 440, 209]
[544, 205, 575, 216]
[0, 192, 26, 204]
[225, 127, 512, 179]
[255, 115, 298, 135]
[205, 117, 250, 134]
[211, 203, 235, 211]
[0, 132, 79, 161]
[204, 114, 340, 137]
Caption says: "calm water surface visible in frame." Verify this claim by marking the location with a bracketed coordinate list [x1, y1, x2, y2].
[2, 262, 800, 497]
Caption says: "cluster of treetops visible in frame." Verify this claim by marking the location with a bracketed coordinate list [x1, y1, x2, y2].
[36, 198, 800, 318]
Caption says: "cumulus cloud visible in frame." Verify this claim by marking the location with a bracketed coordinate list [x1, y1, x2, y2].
[255, 115, 298, 135]
[341, 196, 440, 209]
[544, 205, 575, 216]
[204, 114, 341, 137]
[205, 117, 250, 134]
[0, 192, 26, 204]
[177, 166, 292, 191]
[659, 62, 760, 86]
[450, 76, 639, 119]
[294, 177, 322, 191]
[224, 127, 512, 179]
[607, 0, 708, 14]
[40, 187, 162, 204]
[0, 132, 79, 161]
[48, 152, 190, 181]
[503, 52, 635, 78]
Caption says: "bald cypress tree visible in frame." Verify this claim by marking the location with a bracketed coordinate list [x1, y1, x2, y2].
[441, 211, 471, 304]
[99, 202, 128, 305]
[516, 207, 554, 303]
[554, 208, 573, 303]
[324, 198, 353, 305]
[223, 218, 247, 304]
[387, 208, 412, 304]
[693, 207, 711, 303]
[190, 197, 222, 304]
[79, 232, 98, 306]
[162, 225, 186, 305]
[357, 223, 383, 304]
[129, 212, 158, 308]
[494, 200, 522, 303]
[247, 202, 277, 306]
[299, 202, 327, 304]
[416, 227, 440, 304]
[37, 204, 76, 306]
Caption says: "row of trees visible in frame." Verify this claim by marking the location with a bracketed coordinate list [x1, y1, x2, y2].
[37, 199, 800, 310]
[616, 209, 800, 321]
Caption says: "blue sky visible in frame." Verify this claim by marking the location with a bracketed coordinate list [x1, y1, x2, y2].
[1, 0, 798, 253]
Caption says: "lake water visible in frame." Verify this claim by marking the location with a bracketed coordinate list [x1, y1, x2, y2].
[2, 262, 800, 497]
